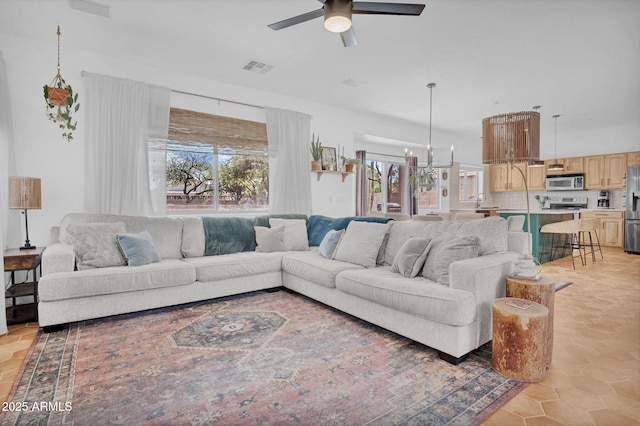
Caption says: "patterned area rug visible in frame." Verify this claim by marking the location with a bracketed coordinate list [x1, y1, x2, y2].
[2, 290, 527, 425]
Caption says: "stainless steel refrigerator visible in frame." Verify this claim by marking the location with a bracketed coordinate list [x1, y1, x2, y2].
[625, 165, 640, 254]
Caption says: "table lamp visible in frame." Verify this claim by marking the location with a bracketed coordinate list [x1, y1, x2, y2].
[8, 176, 42, 250]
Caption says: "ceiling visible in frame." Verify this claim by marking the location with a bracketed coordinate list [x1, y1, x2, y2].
[1, 0, 639, 152]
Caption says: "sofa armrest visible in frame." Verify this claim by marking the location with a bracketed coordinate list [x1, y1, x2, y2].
[507, 231, 530, 256]
[449, 253, 518, 346]
[42, 243, 76, 275]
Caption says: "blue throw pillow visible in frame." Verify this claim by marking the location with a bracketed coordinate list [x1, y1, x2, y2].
[318, 229, 344, 259]
[116, 231, 161, 267]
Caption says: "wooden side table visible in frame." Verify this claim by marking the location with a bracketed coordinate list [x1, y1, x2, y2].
[492, 297, 549, 382]
[506, 275, 556, 365]
[4, 247, 44, 324]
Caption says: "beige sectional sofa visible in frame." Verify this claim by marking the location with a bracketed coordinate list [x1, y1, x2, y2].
[38, 212, 527, 364]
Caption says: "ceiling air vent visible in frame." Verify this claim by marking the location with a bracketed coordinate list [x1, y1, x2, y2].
[242, 61, 274, 75]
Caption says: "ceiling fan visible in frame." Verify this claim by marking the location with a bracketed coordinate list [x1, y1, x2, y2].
[268, 0, 425, 47]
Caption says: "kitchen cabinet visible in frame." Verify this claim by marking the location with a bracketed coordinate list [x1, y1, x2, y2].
[628, 151, 640, 167]
[545, 157, 584, 175]
[489, 162, 527, 192]
[585, 154, 626, 189]
[580, 211, 624, 248]
[527, 164, 546, 190]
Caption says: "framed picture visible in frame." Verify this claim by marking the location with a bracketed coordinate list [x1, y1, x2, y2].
[321, 147, 337, 171]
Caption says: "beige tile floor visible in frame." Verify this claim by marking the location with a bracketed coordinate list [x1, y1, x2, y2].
[1, 247, 639, 425]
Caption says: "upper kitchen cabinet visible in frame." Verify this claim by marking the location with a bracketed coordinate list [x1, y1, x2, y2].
[585, 153, 627, 189]
[527, 164, 546, 190]
[544, 157, 583, 175]
[489, 162, 527, 192]
[628, 151, 640, 167]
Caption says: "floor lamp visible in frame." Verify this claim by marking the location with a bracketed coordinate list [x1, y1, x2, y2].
[8, 176, 42, 250]
[482, 111, 540, 273]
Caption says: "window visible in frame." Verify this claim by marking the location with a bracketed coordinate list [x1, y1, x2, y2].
[366, 160, 403, 213]
[458, 166, 484, 202]
[165, 108, 269, 213]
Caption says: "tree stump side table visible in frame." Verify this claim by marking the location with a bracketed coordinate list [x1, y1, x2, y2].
[506, 276, 556, 365]
[492, 297, 549, 382]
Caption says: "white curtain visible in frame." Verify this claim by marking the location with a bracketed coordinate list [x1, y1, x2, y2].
[84, 73, 170, 216]
[0, 51, 20, 335]
[265, 107, 312, 215]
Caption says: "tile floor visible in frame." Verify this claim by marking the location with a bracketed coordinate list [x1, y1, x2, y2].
[1, 247, 639, 425]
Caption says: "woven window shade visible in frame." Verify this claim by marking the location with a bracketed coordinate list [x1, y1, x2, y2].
[168, 108, 267, 155]
[482, 111, 540, 165]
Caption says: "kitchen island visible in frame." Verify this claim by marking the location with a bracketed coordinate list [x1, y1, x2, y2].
[499, 210, 577, 263]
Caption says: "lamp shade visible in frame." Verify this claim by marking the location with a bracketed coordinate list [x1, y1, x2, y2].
[324, 0, 352, 33]
[8, 176, 42, 210]
[482, 111, 540, 165]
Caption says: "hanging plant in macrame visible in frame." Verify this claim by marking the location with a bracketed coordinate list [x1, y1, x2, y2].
[43, 26, 79, 142]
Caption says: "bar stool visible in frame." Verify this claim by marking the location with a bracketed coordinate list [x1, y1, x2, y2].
[539, 218, 603, 269]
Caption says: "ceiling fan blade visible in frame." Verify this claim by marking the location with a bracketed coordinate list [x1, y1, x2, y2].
[340, 27, 358, 47]
[268, 8, 324, 31]
[352, 2, 425, 15]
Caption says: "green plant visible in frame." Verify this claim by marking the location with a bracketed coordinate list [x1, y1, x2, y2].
[408, 168, 437, 192]
[342, 157, 361, 167]
[310, 133, 323, 161]
[44, 79, 79, 142]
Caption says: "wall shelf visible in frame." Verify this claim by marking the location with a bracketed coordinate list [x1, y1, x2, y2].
[313, 170, 354, 182]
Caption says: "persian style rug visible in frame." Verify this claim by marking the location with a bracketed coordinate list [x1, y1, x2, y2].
[2, 290, 527, 425]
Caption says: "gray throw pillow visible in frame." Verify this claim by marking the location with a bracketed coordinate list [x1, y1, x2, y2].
[333, 221, 390, 268]
[318, 229, 344, 259]
[391, 237, 431, 278]
[255, 226, 286, 252]
[422, 234, 480, 286]
[66, 222, 127, 270]
[116, 231, 161, 267]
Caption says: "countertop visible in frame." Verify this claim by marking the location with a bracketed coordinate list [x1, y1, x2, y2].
[497, 208, 625, 214]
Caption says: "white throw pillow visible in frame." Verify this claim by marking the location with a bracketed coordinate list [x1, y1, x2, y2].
[254, 226, 286, 253]
[269, 218, 309, 251]
[333, 221, 390, 268]
[391, 237, 431, 278]
[66, 222, 127, 270]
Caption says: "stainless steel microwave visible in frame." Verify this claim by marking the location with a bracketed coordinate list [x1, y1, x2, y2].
[546, 173, 585, 191]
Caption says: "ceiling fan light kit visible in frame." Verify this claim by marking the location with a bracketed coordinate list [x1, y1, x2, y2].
[324, 0, 352, 33]
[268, 0, 425, 47]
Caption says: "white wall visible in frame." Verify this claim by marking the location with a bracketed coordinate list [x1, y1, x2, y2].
[0, 34, 428, 247]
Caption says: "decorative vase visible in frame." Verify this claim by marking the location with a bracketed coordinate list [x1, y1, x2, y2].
[311, 160, 322, 171]
[47, 87, 69, 106]
[345, 163, 354, 173]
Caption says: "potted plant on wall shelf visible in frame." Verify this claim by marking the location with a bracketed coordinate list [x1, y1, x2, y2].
[310, 133, 323, 171]
[43, 26, 79, 142]
[342, 157, 361, 173]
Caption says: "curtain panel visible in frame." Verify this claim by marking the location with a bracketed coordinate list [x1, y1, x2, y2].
[265, 107, 312, 215]
[355, 150, 367, 216]
[0, 51, 19, 335]
[84, 73, 170, 216]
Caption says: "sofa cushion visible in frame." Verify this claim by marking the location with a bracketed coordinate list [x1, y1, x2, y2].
[38, 259, 195, 302]
[66, 222, 127, 270]
[383, 220, 454, 265]
[318, 229, 344, 259]
[422, 234, 480, 286]
[282, 252, 364, 289]
[333, 221, 390, 268]
[453, 216, 507, 255]
[181, 217, 205, 258]
[269, 218, 309, 251]
[116, 231, 161, 267]
[255, 226, 286, 252]
[182, 252, 283, 282]
[59, 213, 184, 260]
[335, 268, 476, 326]
[390, 237, 431, 278]
[252, 214, 308, 228]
